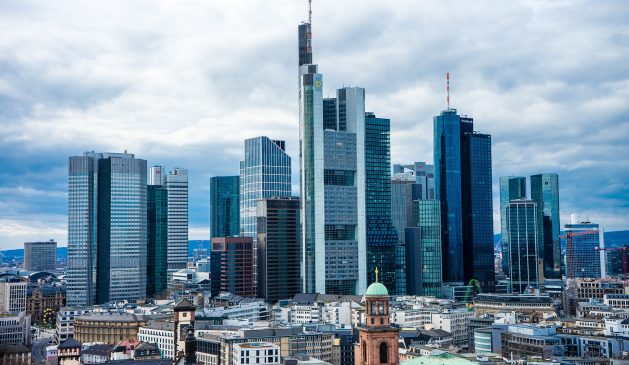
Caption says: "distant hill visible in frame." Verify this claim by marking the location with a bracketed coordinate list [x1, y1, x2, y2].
[494, 230, 629, 251]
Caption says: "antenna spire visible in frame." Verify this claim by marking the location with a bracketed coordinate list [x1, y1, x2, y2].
[446, 72, 450, 109]
[309, 0, 312, 24]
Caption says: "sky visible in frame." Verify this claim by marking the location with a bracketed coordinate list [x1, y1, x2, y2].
[0, 0, 628, 250]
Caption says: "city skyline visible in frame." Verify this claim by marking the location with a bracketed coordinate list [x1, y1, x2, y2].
[1, 0, 628, 249]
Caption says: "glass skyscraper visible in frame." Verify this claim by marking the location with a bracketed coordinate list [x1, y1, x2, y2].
[68, 152, 147, 306]
[506, 200, 540, 293]
[434, 109, 495, 291]
[531, 173, 561, 278]
[565, 220, 602, 278]
[298, 16, 369, 295]
[166, 168, 188, 275]
[499, 176, 527, 275]
[405, 200, 442, 297]
[147, 184, 168, 297]
[393, 162, 435, 200]
[210, 176, 240, 238]
[364, 113, 401, 295]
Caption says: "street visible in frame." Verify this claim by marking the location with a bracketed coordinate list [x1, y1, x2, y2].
[31, 337, 51, 364]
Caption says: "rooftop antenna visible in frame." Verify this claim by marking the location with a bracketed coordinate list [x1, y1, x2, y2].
[446, 72, 450, 109]
[306, 0, 312, 55]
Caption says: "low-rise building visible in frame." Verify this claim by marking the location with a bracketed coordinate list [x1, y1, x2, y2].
[473, 294, 557, 319]
[233, 342, 280, 365]
[73, 312, 148, 345]
[604, 294, 629, 309]
[0, 343, 31, 364]
[0, 278, 27, 313]
[500, 324, 562, 359]
[0, 311, 31, 345]
[55, 307, 92, 343]
[81, 343, 112, 364]
[430, 308, 474, 347]
[26, 285, 65, 323]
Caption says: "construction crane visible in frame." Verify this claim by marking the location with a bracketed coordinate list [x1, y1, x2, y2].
[560, 230, 599, 279]
[595, 246, 629, 281]
[463, 279, 482, 310]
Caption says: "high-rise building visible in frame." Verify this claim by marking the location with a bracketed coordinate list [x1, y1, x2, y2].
[392, 162, 435, 200]
[239, 137, 291, 252]
[68, 152, 147, 306]
[147, 184, 168, 297]
[565, 218, 602, 279]
[434, 109, 495, 291]
[499, 177, 527, 275]
[530, 173, 561, 278]
[23, 240, 57, 272]
[166, 168, 188, 275]
[364, 113, 401, 295]
[149, 165, 166, 186]
[405, 200, 442, 296]
[210, 176, 240, 238]
[298, 9, 369, 295]
[257, 198, 301, 302]
[0, 278, 27, 313]
[506, 200, 541, 293]
[210, 237, 255, 297]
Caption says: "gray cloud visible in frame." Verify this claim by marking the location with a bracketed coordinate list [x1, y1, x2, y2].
[0, 0, 627, 248]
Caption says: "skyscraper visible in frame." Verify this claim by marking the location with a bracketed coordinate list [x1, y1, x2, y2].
[68, 152, 147, 306]
[257, 198, 301, 302]
[364, 113, 401, 295]
[506, 200, 541, 293]
[210, 237, 255, 297]
[499, 176, 527, 275]
[565, 218, 602, 278]
[530, 173, 561, 278]
[23, 240, 57, 272]
[166, 168, 188, 276]
[298, 8, 368, 295]
[434, 109, 495, 291]
[147, 183, 168, 297]
[210, 176, 240, 238]
[392, 162, 435, 200]
[405, 200, 442, 296]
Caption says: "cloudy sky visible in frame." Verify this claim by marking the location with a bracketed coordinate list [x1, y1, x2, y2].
[0, 0, 627, 250]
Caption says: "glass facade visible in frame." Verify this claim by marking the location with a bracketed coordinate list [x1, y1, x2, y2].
[68, 152, 147, 306]
[565, 222, 601, 278]
[392, 162, 435, 200]
[434, 109, 494, 291]
[506, 200, 540, 293]
[210, 176, 240, 238]
[531, 173, 561, 278]
[406, 200, 442, 296]
[499, 176, 527, 275]
[256, 198, 301, 302]
[364, 113, 401, 294]
[166, 168, 188, 275]
[147, 185, 168, 297]
[240, 137, 292, 286]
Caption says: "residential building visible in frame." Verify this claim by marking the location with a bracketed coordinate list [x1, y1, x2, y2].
[73, 312, 148, 345]
[354, 281, 400, 365]
[67, 151, 147, 306]
[299, 18, 367, 295]
[0, 278, 27, 313]
[0, 343, 31, 364]
[211, 237, 255, 297]
[531, 173, 561, 279]
[166, 167, 189, 275]
[565, 219, 602, 278]
[55, 307, 91, 344]
[147, 183, 168, 297]
[257, 198, 301, 302]
[506, 200, 542, 293]
[499, 176, 527, 275]
[57, 337, 82, 365]
[26, 285, 66, 323]
[364, 113, 402, 295]
[0, 311, 31, 345]
[433, 109, 494, 291]
[210, 176, 240, 238]
[233, 342, 280, 365]
[23, 240, 57, 271]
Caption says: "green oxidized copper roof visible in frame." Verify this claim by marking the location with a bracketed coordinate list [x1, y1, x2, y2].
[365, 282, 389, 297]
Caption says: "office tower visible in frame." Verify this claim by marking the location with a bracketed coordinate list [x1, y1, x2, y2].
[150, 165, 166, 186]
[499, 177, 527, 275]
[390, 178, 419, 246]
[392, 162, 435, 200]
[531, 173, 561, 279]
[193, 248, 208, 262]
[68, 152, 147, 306]
[166, 168, 188, 275]
[434, 109, 495, 291]
[147, 184, 168, 297]
[565, 218, 602, 278]
[506, 200, 541, 293]
[239, 136, 292, 244]
[23, 240, 57, 271]
[405, 200, 442, 296]
[257, 198, 301, 302]
[364, 113, 401, 295]
[210, 176, 240, 238]
[298, 11, 367, 295]
[210, 237, 255, 297]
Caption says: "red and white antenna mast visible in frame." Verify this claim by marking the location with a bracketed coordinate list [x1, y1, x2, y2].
[446, 72, 450, 109]
[309, 0, 312, 24]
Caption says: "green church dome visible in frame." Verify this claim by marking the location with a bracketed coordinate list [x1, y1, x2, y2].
[365, 282, 389, 297]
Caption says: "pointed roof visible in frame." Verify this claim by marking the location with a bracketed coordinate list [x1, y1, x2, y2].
[174, 298, 196, 311]
[58, 337, 82, 349]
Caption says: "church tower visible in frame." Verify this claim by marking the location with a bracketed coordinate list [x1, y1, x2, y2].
[355, 270, 399, 365]
[173, 298, 196, 359]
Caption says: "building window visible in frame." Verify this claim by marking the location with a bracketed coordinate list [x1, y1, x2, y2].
[379, 342, 388, 364]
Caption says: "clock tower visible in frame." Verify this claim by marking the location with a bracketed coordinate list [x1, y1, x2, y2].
[355, 271, 399, 365]
[173, 298, 196, 359]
